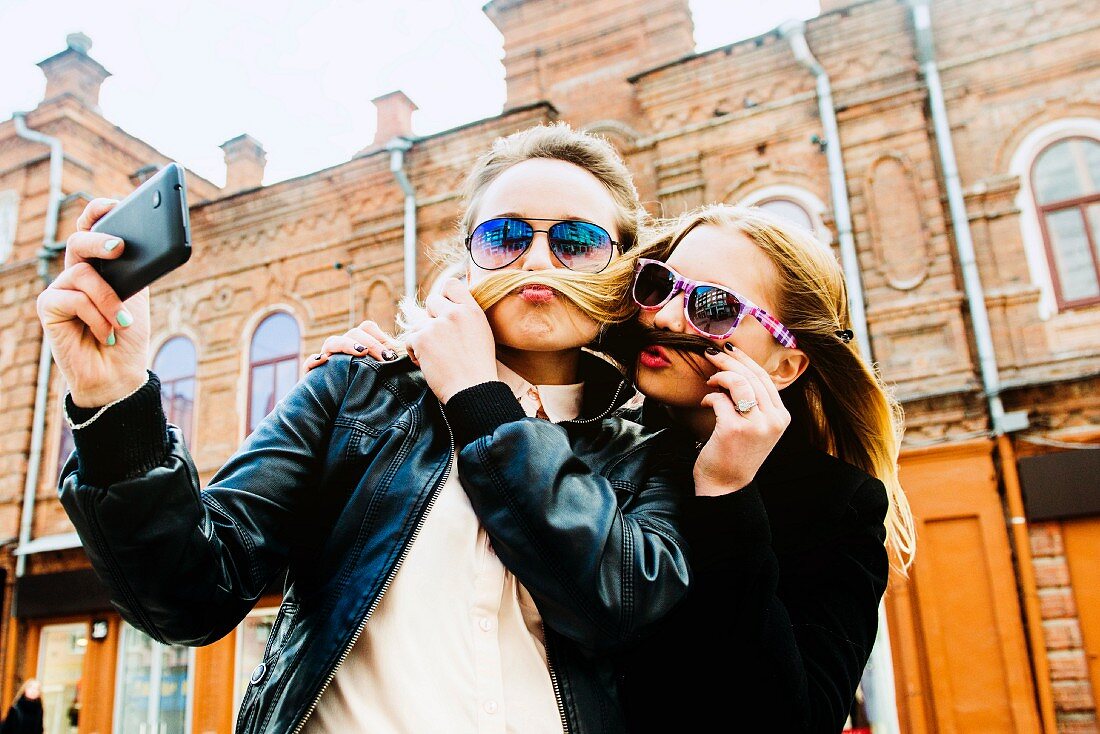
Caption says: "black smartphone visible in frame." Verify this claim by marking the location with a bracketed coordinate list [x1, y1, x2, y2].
[90, 162, 191, 302]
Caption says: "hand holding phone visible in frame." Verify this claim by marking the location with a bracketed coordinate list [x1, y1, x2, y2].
[36, 162, 192, 408]
[90, 162, 191, 302]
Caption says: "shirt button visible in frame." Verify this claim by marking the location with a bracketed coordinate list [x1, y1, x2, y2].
[479, 618, 493, 632]
[484, 700, 498, 714]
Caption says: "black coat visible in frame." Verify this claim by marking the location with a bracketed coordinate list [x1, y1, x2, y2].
[0, 697, 43, 734]
[616, 419, 890, 733]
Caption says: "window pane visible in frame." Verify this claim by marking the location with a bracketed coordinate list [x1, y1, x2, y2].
[758, 199, 814, 232]
[158, 645, 190, 734]
[57, 421, 74, 482]
[153, 337, 196, 382]
[115, 624, 192, 734]
[115, 626, 153, 734]
[1089, 203, 1100, 262]
[250, 313, 299, 362]
[1034, 138, 1100, 205]
[56, 378, 75, 483]
[275, 358, 297, 406]
[250, 364, 275, 432]
[1046, 208, 1100, 302]
[168, 378, 196, 447]
[37, 622, 86, 734]
[234, 610, 278, 719]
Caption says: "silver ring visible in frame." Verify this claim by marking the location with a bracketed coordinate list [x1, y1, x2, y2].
[734, 398, 758, 415]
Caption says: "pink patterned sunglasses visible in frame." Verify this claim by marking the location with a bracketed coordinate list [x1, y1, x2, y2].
[632, 258, 798, 348]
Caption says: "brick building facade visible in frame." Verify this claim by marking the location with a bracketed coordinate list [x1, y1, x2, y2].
[0, 0, 1098, 731]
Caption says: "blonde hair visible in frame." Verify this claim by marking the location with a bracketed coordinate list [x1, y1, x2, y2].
[641, 204, 916, 570]
[12, 678, 39, 704]
[400, 123, 645, 333]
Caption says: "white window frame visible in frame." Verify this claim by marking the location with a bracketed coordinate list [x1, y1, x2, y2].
[738, 185, 832, 248]
[1009, 117, 1100, 319]
[0, 190, 18, 264]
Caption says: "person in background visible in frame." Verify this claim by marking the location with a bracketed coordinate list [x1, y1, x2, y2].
[316, 203, 915, 732]
[1, 679, 43, 734]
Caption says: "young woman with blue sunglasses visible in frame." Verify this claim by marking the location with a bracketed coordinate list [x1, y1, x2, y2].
[39, 124, 697, 734]
[316, 201, 916, 732]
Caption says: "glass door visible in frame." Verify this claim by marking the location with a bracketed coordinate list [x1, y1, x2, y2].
[113, 624, 193, 734]
[233, 608, 278, 727]
[37, 622, 87, 734]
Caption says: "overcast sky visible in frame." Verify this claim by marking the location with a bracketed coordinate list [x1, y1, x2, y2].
[2, 0, 820, 186]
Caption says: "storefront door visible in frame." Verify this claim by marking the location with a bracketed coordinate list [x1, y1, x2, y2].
[36, 622, 86, 734]
[113, 624, 192, 734]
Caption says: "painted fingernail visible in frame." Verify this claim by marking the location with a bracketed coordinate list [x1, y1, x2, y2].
[313, 353, 324, 360]
[116, 309, 133, 328]
[106, 331, 116, 346]
[705, 347, 719, 355]
[353, 343, 366, 353]
[381, 349, 398, 361]
[724, 342, 736, 352]
[104, 238, 121, 252]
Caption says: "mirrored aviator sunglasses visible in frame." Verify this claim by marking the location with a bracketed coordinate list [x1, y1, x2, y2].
[465, 217, 618, 274]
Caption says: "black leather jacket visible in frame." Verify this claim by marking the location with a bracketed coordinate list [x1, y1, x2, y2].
[59, 353, 693, 734]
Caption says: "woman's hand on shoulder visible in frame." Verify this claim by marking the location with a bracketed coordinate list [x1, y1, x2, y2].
[693, 346, 790, 496]
[303, 320, 403, 372]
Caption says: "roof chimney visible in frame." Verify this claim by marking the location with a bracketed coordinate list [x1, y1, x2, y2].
[484, 0, 695, 124]
[371, 91, 417, 147]
[219, 134, 267, 194]
[37, 33, 112, 112]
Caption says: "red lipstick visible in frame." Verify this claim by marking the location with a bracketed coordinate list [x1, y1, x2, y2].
[638, 345, 672, 369]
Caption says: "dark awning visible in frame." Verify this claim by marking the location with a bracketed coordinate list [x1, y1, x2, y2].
[1018, 448, 1100, 522]
[13, 568, 113, 618]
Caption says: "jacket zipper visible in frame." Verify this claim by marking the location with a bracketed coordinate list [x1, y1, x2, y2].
[562, 379, 627, 427]
[286, 412, 455, 734]
[542, 622, 571, 734]
[549, 376, 625, 733]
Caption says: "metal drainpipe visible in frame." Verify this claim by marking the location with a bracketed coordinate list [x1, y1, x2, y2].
[387, 137, 417, 301]
[778, 20, 900, 734]
[906, 2, 1054, 731]
[778, 18, 871, 363]
[905, 0, 1007, 433]
[12, 112, 65, 578]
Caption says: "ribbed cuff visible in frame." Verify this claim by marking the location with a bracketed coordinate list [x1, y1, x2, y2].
[442, 381, 527, 449]
[686, 483, 771, 567]
[65, 371, 170, 487]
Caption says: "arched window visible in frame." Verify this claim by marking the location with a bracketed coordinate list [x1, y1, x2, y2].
[248, 312, 300, 434]
[0, 190, 18, 264]
[738, 185, 830, 246]
[153, 336, 197, 447]
[56, 384, 74, 482]
[756, 198, 815, 233]
[1032, 137, 1100, 308]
